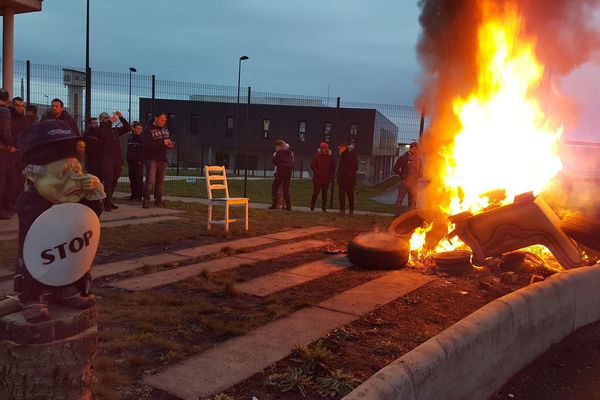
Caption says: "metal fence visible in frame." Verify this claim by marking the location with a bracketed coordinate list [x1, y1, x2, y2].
[2, 58, 426, 212]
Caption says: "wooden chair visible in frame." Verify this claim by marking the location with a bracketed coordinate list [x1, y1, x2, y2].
[204, 165, 249, 232]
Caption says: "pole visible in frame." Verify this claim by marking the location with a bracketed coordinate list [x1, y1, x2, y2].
[419, 110, 425, 138]
[25, 60, 30, 105]
[2, 7, 14, 96]
[243, 86, 251, 197]
[128, 70, 132, 123]
[237, 58, 242, 105]
[84, 0, 91, 126]
[329, 97, 340, 209]
[151, 74, 155, 115]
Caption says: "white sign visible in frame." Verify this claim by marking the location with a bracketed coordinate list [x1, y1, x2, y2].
[24, 203, 101, 286]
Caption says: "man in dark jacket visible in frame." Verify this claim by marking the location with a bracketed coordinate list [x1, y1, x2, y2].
[83, 117, 101, 179]
[41, 98, 80, 136]
[0, 97, 30, 218]
[337, 143, 359, 215]
[142, 112, 174, 208]
[0, 88, 15, 219]
[310, 142, 335, 212]
[126, 121, 144, 200]
[96, 111, 131, 211]
[269, 139, 294, 211]
[393, 141, 422, 214]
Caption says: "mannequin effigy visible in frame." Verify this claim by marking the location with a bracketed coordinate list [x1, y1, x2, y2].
[14, 120, 105, 323]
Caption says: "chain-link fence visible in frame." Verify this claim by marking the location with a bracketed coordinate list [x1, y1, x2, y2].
[3, 58, 428, 213]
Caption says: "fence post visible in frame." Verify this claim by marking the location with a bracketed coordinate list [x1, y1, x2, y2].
[200, 144, 205, 176]
[329, 97, 340, 209]
[25, 60, 30, 105]
[151, 74, 155, 114]
[419, 110, 425, 138]
[243, 86, 251, 198]
[264, 152, 267, 178]
[299, 161, 304, 179]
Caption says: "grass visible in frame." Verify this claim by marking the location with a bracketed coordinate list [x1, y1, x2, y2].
[293, 340, 335, 372]
[117, 176, 397, 213]
[316, 369, 361, 398]
[267, 367, 314, 397]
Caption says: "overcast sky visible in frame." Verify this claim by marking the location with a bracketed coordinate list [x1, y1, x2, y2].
[8, 1, 600, 141]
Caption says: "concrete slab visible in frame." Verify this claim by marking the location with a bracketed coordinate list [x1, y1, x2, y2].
[172, 236, 277, 258]
[147, 269, 433, 399]
[109, 239, 327, 291]
[263, 226, 338, 241]
[234, 239, 326, 261]
[146, 307, 356, 400]
[318, 270, 432, 317]
[0, 232, 16, 242]
[236, 255, 350, 297]
[109, 256, 250, 291]
[93, 253, 187, 279]
[0, 216, 17, 233]
[98, 204, 184, 221]
[101, 215, 182, 229]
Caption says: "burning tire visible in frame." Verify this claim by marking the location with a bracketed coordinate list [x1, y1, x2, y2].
[560, 212, 600, 251]
[348, 232, 410, 270]
[388, 208, 448, 249]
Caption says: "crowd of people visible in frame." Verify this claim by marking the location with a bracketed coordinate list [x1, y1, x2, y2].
[269, 138, 421, 215]
[0, 90, 175, 218]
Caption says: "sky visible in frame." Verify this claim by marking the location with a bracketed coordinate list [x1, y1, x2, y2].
[6, 0, 600, 141]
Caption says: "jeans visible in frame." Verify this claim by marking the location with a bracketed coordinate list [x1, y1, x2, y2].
[128, 160, 144, 199]
[338, 181, 355, 212]
[271, 173, 291, 209]
[144, 159, 167, 203]
[101, 156, 123, 207]
[396, 180, 417, 213]
[311, 181, 329, 210]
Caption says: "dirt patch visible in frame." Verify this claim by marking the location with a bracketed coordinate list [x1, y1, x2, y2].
[493, 319, 600, 400]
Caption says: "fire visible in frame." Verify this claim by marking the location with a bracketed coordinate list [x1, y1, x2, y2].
[410, 1, 566, 262]
[440, 1, 563, 216]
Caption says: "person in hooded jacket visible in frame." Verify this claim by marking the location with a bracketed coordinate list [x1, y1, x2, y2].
[96, 111, 131, 211]
[83, 117, 101, 180]
[269, 139, 294, 210]
[126, 121, 144, 201]
[40, 98, 80, 136]
[337, 143, 359, 215]
[310, 142, 335, 212]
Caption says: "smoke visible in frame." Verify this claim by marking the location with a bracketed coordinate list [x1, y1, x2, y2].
[415, 0, 600, 211]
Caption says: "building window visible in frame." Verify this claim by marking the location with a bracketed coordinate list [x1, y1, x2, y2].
[262, 119, 270, 140]
[190, 114, 200, 136]
[323, 122, 332, 143]
[226, 116, 234, 138]
[298, 120, 306, 142]
[350, 123, 358, 144]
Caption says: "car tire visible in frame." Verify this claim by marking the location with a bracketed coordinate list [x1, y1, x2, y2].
[561, 212, 600, 251]
[348, 232, 410, 270]
[388, 208, 448, 249]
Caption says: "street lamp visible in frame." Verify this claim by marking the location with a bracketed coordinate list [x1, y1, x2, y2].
[128, 66, 137, 123]
[237, 55, 249, 104]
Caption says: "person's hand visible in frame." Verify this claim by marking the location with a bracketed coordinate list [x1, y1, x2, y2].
[164, 138, 175, 149]
[8, 146, 17, 153]
[72, 173, 102, 192]
[114, 111, 122, 118]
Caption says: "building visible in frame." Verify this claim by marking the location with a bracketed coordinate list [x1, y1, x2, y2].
[139, 98, 399, 184]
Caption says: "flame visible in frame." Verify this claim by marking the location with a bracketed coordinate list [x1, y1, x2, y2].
[440, 1, 563, 215]
[410, 1, 565, 264]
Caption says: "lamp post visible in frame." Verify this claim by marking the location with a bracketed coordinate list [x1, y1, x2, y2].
[85, 0, 91, 127]
[128, 67, 137, 123]
[237, 55, 249, 104]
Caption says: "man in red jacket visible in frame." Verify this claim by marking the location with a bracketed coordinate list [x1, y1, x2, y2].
[310, 142, 335, 212]
[270, 139, 294, 210]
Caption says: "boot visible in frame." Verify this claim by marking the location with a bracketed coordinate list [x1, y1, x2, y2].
[22, 302, 50, 323]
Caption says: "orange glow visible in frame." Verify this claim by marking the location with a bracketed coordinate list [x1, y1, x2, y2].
[441, 1, 562, 216]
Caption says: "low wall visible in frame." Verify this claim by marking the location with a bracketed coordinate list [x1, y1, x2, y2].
[344, 264, 600, 400]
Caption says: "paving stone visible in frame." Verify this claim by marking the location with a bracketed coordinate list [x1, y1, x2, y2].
[109, 256, 250, 291]
[236, 255, 350, 297]
[172, 236, 277, 258]
[0, 232, 16, 241]
[93, 253, 187, 278]
[263, 225, 338, 241]
[234, 239, 326, 261]
[145, 307, 356, 400]
[102, 215, 182, 228]
[0, 217, 17, 233]
[147, 269, 434, 400]
[318, 270, 432, 316]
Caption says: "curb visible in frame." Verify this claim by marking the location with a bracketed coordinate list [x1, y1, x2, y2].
[343, 264, 600, 400]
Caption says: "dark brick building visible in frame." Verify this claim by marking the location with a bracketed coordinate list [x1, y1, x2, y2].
[139, 98, 398, 183]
